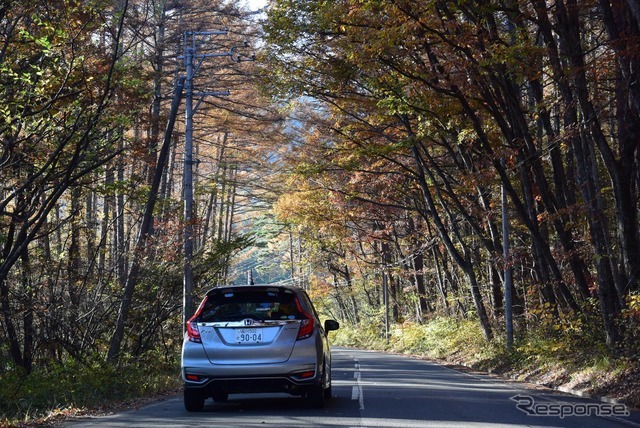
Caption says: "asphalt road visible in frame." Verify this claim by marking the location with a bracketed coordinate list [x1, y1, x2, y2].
[65, 347, 640, 427]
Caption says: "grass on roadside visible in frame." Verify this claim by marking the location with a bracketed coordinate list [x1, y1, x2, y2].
[0, 351, 181, 427]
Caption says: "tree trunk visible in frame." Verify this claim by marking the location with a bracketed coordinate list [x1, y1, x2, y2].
[411, 145, 494, 340]
[597, 0, 640, 295]
[20, 247, 34, 373]
[107, 77, 185, 362]
[553, 0, 624, 344]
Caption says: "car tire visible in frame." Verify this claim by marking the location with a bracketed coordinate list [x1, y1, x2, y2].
[307, 362, 328, 409]
[324, 363, 332, 399]
[184, 388, 205, 412]
[212, 391, 228, 402]
[307, 383, 325, 409]
[323, 382, 332, 399]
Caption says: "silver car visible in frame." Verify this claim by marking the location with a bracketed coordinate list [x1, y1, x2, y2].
[181, 285, 340, 411]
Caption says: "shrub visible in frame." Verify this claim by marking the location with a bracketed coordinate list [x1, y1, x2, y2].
[0, 351, 181, 425]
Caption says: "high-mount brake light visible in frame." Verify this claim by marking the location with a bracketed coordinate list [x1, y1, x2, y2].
[294, 297, 314, 340]
[186, 296, 208, 343]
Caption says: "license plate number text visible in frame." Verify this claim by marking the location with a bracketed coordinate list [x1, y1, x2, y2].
[235, 328, 262, 344]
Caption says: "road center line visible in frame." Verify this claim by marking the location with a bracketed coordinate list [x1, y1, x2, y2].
[351, 358, 364, 410]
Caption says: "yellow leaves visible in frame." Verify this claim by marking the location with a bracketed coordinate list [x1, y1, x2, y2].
[457, 128, 477, 146]
[273, 175, 360, 248]
[274, 185, 331, 225]
[628, 292, 640, 308]
[622, 292, 640, 319]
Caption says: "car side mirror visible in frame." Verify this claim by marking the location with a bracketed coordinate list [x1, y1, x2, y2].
[324, 319, 340, 332]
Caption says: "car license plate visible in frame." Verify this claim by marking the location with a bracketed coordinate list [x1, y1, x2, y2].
[235, 328, 262, 344]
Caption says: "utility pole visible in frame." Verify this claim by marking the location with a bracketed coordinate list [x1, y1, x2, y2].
[382, 269, 389, 343]
[502, 177, 513, 352]
[180, 31, 254, 327]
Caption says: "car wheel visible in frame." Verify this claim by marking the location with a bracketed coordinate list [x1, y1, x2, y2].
[307, 383, 325, 409]
[307, 363, 328, 409]
[184, 388, 205, 412]
[324, 363, 332, 399]
[323, 382, 332, 399]
[212, 391, 228, 402]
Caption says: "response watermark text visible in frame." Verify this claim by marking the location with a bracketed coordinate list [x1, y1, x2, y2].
[510, 394, 629, 419]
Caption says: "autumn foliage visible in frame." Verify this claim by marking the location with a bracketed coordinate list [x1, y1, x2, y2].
[262, 0, 640, 352]
[1, 0, 640, 419]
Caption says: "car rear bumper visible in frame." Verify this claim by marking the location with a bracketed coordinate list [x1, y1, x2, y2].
[183, 374, 321, 397]
[182, 363, 321, 397]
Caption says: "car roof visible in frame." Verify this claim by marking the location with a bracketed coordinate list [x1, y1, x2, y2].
[204, 284, 306, 296]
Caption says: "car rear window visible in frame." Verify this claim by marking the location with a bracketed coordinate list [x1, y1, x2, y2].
[198, 288, 303, 322]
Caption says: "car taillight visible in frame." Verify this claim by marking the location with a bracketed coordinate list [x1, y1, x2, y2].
[295, 297, 314, 340]
[186, 319, 201, 343]
[186, 297, 207, 343]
